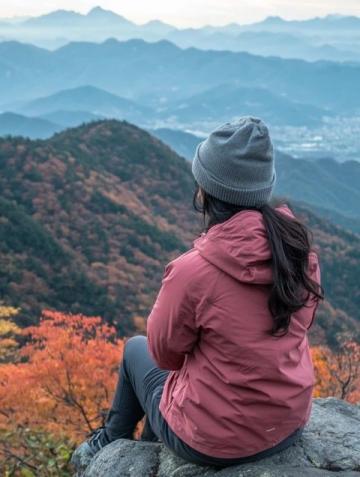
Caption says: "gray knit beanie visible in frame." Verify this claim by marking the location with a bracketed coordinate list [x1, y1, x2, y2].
[191, 116, 276, 207]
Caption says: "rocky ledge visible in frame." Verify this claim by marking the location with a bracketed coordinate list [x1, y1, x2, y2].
[71, 397, 360, 476]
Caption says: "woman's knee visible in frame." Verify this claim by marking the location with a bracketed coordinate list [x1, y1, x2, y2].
[123, 335, 147, 365]
[120, 335, 147, 380]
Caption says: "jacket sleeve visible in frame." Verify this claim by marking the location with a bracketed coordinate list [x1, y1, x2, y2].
[146, 257, 199, 370]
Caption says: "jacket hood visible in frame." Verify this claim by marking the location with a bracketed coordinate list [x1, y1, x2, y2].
[193, 203, 296, 285]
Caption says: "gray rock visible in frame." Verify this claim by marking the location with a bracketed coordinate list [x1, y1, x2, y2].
[71, 398, 360, 476]
[83, 440, 161, 477]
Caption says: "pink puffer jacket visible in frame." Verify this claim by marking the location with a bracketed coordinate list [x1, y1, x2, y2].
[146, 204, 321, 458]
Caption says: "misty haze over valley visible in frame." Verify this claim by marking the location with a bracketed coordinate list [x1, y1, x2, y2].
[0, 6, 359, 162]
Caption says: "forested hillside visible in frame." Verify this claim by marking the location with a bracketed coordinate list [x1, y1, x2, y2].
[0, 120, 195, 333]
[0, 119, 358, 345]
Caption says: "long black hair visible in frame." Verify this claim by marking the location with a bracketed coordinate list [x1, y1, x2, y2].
[193, 182, 324, 337]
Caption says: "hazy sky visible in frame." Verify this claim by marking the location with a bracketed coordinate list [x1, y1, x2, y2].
[1, 0, 360, 27]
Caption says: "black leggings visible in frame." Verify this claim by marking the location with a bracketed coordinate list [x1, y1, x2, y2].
[104, 334, 304, 468]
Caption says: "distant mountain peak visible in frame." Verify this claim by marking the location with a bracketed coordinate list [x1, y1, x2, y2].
[24, 9, 82, 22]
[86, 6, 133, 24]
[44, 8, 80, 17]
[144, 19, 169, 27]
[142, 19, 176, 31]
[87, 6, 108, 15]
[87, 6, 117, 18]
[262, 15, 286, 24]
[23, 6, 134, 27]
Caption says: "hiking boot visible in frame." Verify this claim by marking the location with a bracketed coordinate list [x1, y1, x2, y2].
[86, 426, 113, 455]
[70, 425, 113, 472]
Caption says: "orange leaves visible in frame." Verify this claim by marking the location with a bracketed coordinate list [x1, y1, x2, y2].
[0, 310, 124, 444]
[311, 340, 360, 404]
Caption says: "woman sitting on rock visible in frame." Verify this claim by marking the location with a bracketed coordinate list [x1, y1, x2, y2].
[72, 116, 324, 468]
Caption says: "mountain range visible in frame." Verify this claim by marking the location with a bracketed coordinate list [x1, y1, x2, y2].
[0, 8, 359, 62]
[162, 84, 327, 127]
[0, 119, 358, 348]
[0, 37, 359, 160]
[1, 39, 360, 115]
[0, 112, 61, 139]
[19, 85, 150, 122]
[0, 82, 328, 133]
[1, 110, 359, 235]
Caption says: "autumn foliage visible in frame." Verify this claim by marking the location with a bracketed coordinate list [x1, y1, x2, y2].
[0, 310, 130, 474]
[0, 310, 125, 441]
[311, 340, 360, 404]
[0, 305, 358, 475]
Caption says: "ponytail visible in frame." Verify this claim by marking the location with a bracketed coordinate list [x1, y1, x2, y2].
[193, 183, 324, 336]
[259, 203, 324, 336]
